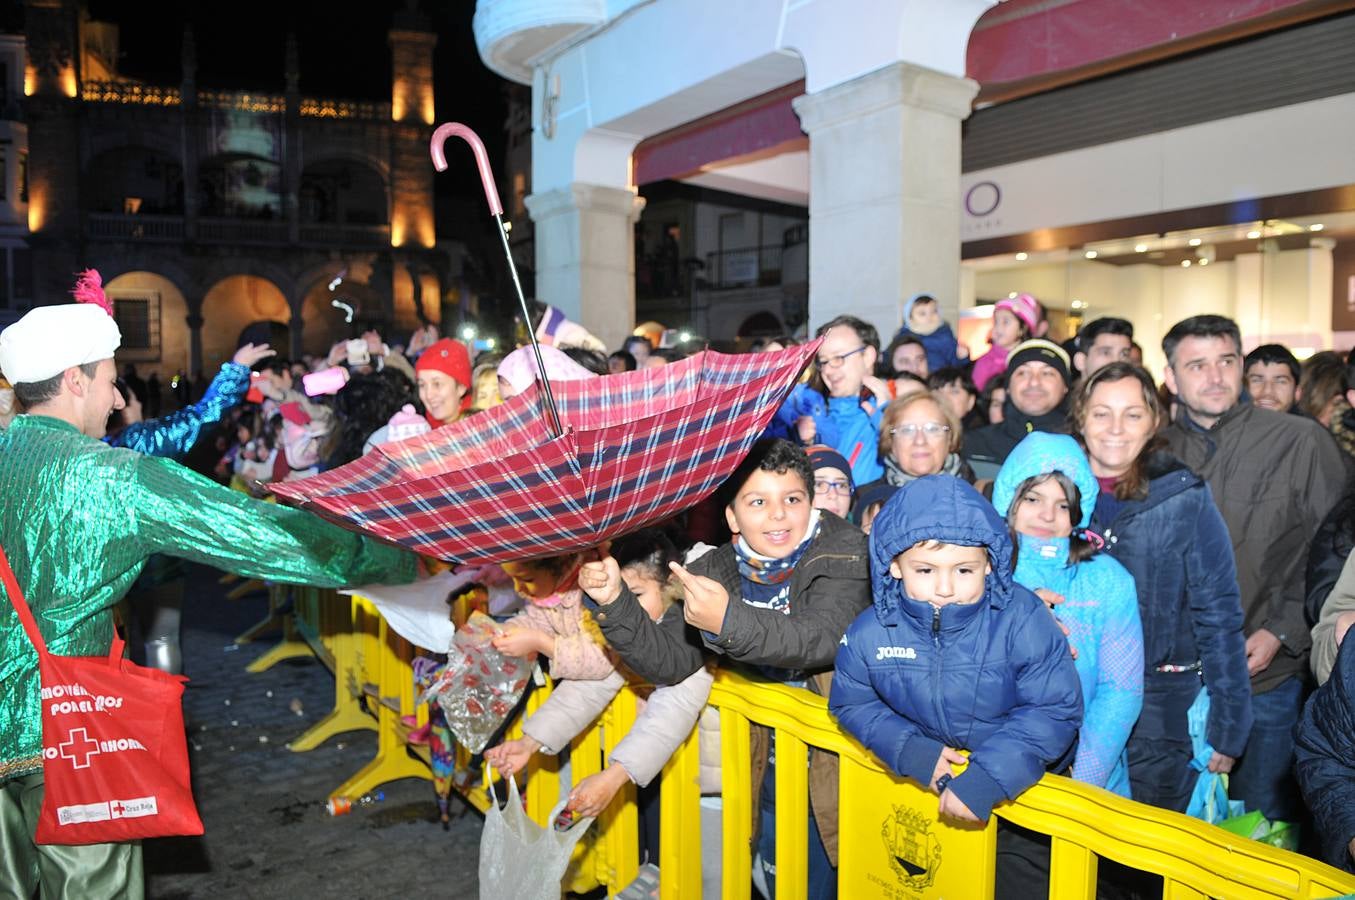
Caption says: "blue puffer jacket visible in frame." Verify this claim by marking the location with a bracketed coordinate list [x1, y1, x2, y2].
[1090, 452, 1253, 760]
[829, 475, 1083, 821]
[894, 322, 966, 373]
[1295, 635, 1355, 873]
[993, 433, 1144, 797]
[810, 393, 884, 485]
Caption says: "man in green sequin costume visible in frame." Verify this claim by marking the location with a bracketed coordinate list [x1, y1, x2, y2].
[0, 304, 416, 897]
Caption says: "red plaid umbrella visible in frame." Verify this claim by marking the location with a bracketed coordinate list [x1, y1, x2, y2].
[270, 341, 818, 564]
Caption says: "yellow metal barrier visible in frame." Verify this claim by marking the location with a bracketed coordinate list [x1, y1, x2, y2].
[255, 592, 1355, 899]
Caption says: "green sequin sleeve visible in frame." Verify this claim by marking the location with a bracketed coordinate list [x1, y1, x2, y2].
[130, 454, 417, 588]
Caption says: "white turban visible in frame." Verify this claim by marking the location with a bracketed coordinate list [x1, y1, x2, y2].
[0, 304, 122, 384]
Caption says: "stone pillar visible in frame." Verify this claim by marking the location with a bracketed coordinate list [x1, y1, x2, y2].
[524, 184, 645, 352]
[185, 311, 204, 379]
[793, 62, 979, 336]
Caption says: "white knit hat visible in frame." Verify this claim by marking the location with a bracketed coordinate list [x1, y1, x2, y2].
[0, 304, 122, 384]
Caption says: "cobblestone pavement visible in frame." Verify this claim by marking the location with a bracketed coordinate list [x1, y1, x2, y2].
[144, 566, 482, 899]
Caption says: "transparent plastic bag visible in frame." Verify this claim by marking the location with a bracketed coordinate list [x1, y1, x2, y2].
[479, 775, 594, 900]
[418, 611, 531, 753]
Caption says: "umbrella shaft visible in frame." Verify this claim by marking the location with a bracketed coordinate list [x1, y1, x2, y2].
[495, 213, 564, 438]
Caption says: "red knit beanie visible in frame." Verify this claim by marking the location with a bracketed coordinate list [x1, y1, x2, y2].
[415, 338, 472, 414]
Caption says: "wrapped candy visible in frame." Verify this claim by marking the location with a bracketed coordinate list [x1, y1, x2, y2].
[418, 611, 532, 753]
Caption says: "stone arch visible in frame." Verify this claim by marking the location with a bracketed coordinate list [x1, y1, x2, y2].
[299, 278, 389, 359]
[737, 310, 784, 338]
[104, 271, 191, 380]
[84, 146, 184, 215]
[200, 274, 291, 371]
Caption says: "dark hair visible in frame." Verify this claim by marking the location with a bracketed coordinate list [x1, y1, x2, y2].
[748, 335, 800, 353]
[608, 350, 637, 372]
[1077, 317, 1134, 353]
[910, 294, 936, 307]
[1243, 343, 1300, 382]
[623, 335, 652, 352]
[610, 527, 679, 584]
[815, 315, 880, 352]
[323, 370, 418, 468]
[718, 438, 814, 509]
[1069, 361, 1165, 501]
[1005, 472, 1097, 565]
[1161, 315, 1241, 366]
[1299, 351, 1346, 422]
[13, 361, 101, 407]
[562, 347, 610, 376]
[927, 367, 976, 396]
[651, 347, 685, 364]
[978, 374, 1007, 422]
[259, 357, 293, 377]
[881, 334, 927, 377]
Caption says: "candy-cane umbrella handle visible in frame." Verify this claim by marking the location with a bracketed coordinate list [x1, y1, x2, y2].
[428, 121, 565, 439]
[430, 122, 503, 217]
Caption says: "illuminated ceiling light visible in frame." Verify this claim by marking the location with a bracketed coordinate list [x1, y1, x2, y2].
[1008, 292, 1018, 299]
[1310, 223, 1325, 232]
[1134, 243, 1148, 253]
[1084, 250, 1098, 259]
[1181, 259, 1192, 267]
[1199, 258, 1210, 266]
[1188, 238, 1202, 247]
[1015, 252, 1028, 261]
[1246, 230, 1261, 240]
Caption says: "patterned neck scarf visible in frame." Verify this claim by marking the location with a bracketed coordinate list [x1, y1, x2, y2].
[883, 451, 964, 487]
[733, 509, 822, 615]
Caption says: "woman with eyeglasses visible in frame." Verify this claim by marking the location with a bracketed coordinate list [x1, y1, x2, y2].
[852, 392, 974, 523]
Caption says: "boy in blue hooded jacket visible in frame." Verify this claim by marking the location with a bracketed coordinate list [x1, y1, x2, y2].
[829, 475, 1083, 823]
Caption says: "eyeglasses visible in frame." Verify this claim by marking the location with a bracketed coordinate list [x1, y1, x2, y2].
[813, 478, 853, 496]
[890, 423, 951, 441]
[815, 346, 868, 370]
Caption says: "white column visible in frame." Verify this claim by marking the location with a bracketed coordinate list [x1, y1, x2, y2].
[793, 61, 979, 337]
[525, 183, 646, 353]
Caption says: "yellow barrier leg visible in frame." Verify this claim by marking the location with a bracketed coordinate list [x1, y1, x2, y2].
[595, 688, 639, 897]
[658, 727, 702, 900]
[244, 613, 312, 672]
[773, 730, 809, 900]
[289, 623, 375, 752]
[330, 616, 430, 800]
[721, 709, 753, 899]
[1049, 835, 1098, 900]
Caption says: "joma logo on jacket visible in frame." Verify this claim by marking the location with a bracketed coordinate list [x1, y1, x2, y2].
[876, 646, 917, 661]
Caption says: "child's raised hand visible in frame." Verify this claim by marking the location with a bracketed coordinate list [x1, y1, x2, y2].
[486, 735, 541, 776]
[579, 551, 623, 605]
[1034, 588, 1066, 608]
[669, 562, 730, 634]
[491, 625, 550, 659]
[929, 746, 966, 795]
[938, 787, 981, 824]
[566, 765, 630, 818]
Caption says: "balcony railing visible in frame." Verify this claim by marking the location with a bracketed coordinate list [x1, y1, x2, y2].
[82, 81, 391, 120]
[86, 213, 185, 242]
[704, 243, 786, 290]
[86, 214, 391, 248]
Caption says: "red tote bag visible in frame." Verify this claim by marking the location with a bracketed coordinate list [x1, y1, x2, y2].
[0, 546, 203, 844]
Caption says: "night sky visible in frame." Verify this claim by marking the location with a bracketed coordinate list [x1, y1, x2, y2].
[85, 0, 513, 231]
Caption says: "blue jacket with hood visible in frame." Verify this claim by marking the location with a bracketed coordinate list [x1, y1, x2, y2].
[829, 475, 1083, 821]
[993, 433, 1144, 797]
[894, 293, 966, 372]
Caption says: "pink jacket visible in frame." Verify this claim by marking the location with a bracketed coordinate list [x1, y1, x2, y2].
[506, 589, 614, 681]
[971, 344, 1010, 392]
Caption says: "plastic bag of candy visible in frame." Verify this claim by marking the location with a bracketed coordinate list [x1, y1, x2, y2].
[418, 611, 532, 752]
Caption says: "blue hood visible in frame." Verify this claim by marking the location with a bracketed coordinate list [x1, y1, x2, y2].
[868, 474, 1014, 621]
[992, 433, 1099, 529]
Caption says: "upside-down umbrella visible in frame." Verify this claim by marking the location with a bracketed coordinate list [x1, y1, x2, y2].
[271, 342, 817, 563]
[270, 122, 819, 563]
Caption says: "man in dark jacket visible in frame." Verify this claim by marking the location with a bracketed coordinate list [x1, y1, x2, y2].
[963, 339, 1071, 480]
[1295, 633, 1355, 873]
[580, 439, 870, 899]
[1161, 314, 1348, 823]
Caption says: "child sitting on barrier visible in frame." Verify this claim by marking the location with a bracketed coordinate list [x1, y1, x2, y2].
[581, 439, 871, 899]
[484, 552, 620, 776]
[829, 474, 1083, 825]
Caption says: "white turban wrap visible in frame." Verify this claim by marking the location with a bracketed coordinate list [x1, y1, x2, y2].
[0, 304, 122, 384]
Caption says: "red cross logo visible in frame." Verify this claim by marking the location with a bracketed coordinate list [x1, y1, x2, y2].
[112, 801, 125, 816]
[58, 728, 100, 769]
